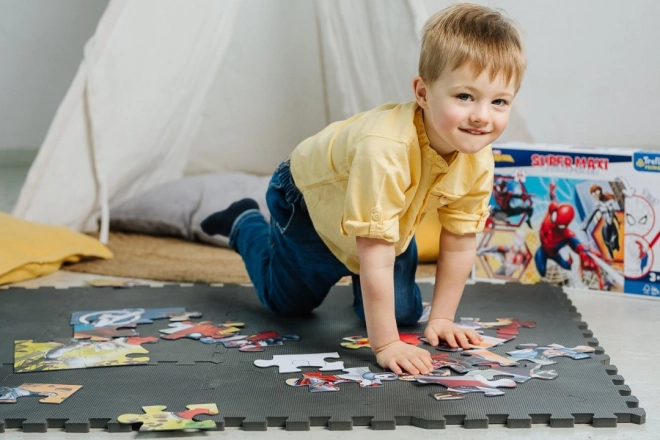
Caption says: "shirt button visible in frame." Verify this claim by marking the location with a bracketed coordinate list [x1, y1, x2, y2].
[371, 209, 382, 221]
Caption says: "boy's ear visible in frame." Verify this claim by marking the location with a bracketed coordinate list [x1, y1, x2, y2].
[413, 76, 429, 109]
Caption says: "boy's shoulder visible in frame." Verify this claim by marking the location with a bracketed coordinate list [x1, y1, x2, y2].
[351, 101, 419, 142]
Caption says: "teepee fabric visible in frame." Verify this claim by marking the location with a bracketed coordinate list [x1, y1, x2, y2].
[13, 0, 432, 241]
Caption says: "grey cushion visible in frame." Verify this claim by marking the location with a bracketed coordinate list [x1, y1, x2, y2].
[109, 172, 270, 247]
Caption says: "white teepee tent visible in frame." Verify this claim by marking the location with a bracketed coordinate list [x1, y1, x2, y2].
[13, 0, 437, 242]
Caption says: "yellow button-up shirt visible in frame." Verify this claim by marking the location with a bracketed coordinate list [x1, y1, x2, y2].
[290, 101, 493, 273]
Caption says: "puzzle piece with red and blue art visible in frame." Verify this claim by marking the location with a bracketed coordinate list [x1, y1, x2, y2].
[14, 337, 159, 372]
[413, 374, 517, 400]
[506, 343, 595, 365]
[71, 308, 202, 327]
[159, 321, 244, 341]
[70, 308, 202, 339]
[465, 362, 558, 383]
[117, 404, 218, 431]
[340, 333, 424, 349]
[286, 367, 399, 392]
[200, 330, 299, 352]
[460, 349, 518, 367]
[398, 353, 477, 381]
[457, 317, 536, 338]
[0, 383, 82, 404]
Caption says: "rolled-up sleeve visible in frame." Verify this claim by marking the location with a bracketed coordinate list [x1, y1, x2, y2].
[341, 136, 410, 242]
[437, 158, 494, 235]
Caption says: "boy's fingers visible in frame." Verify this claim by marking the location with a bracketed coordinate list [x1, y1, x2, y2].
[469, 330, 484, 342]
[411, 356, 431, 375]
[426, 334, 439, 346]
[455, 332, 470, 349]
[399, 359, 419, 376]
[387, 360, 403, 376]
[444, 333, 458, 348]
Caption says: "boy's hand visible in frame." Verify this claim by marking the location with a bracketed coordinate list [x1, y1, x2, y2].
[424, 318, 483, 349]
[373, 340, 433, 375]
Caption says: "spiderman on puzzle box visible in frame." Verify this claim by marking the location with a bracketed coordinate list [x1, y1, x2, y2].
[535, 183, 604, 288]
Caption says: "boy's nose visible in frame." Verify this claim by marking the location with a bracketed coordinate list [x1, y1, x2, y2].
[469, 105, 489, 125]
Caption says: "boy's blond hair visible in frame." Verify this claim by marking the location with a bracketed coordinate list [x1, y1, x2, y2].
[419, 3, 526, 91]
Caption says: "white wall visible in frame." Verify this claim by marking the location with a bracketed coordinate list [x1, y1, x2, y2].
[0, 0, 108, 150]
[2, 0, 660, 151]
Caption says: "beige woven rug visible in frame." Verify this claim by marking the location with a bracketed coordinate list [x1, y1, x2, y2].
[64, 232, 437, 284]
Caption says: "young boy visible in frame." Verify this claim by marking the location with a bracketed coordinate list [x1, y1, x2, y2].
[202, 3, 526, 376]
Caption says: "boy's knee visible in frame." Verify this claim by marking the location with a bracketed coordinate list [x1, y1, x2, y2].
[268, 299, 317, 318]
[394, 301, 423, 327]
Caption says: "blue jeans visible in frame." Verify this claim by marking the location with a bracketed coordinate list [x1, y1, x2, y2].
[229, 160, 423, 325]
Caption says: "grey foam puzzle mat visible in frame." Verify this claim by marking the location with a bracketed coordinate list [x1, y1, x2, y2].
[0, 282, 645, 432]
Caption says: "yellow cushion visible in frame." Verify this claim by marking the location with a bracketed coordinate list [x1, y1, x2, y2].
[416, 213, 441, 263]
[0, 213, 113, 285]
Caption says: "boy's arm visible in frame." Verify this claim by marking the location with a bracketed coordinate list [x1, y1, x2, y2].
[356, 236, 432, 375]
[424, 229, 483, 348]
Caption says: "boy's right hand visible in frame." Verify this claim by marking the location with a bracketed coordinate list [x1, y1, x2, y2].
[373, 340, 433, 375]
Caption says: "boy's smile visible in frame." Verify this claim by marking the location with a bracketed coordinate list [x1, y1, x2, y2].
[413, 64, 516, 157]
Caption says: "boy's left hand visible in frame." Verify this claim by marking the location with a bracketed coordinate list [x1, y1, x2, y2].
[423, 318, 483, 350]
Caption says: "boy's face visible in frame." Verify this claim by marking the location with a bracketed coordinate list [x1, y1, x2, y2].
[413, 64, 516, 157]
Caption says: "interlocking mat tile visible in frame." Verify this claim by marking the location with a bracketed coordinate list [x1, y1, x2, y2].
[0, 283, 644, 432]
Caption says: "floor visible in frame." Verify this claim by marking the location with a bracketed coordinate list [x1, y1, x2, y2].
[1, 152, 658, 439]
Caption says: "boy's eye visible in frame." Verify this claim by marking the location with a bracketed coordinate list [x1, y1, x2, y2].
[492, 99, 508, 106]
[457, 93, 472, 101]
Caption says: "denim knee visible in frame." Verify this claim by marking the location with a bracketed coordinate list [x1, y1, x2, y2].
[394, 300, 423, 327]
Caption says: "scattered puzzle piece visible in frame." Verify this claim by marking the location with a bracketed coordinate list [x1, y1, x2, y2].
[118, 404, 218, 431]
[480, 318, 537, 338]
[73, 323, 138, 340]
[0, 383, 82, 404]
[457, 317, 536, 338]
[167, 311, 203, 322]
[14, 337, 158, 372]
[200, 331, 299, 352]
[431, 334, 515, 352]
[159, 321, 244, 341]
[71, 308, 187, 326]
[254, 353, 344, 373]
[340, 333, 424, 349]
[398, 353, 481, 381]
[417, 302, 431, 323]
[466, 363, 558, 383]
[506, 343, 595, 365]
[460, 349, 518, 367]
[414, 375, 517, 400]
[286, 367, 398, 392]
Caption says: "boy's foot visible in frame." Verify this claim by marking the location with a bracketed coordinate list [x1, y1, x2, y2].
[201, 198, 259, 237]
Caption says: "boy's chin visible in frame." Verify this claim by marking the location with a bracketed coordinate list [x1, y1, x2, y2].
[453, 142, 491, 154]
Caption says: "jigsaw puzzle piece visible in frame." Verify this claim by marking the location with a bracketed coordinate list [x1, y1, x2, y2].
[118, 404, 218, 431]
[200, 331, 299, 352]
[460, 349, 518, 367]
[466, 363, 558, 383]
[415, 375, 517, 400]
[340, 332, 423, 349]
[70, 308, 186, 326]
[14, 337, 158, 372]
[0, 383, 82, 404]
[506, 343, 595, 365]
[287, 367, 398, 392]
[166, 311, 203, 322]
[254, 353, 343, 373]
[159, 321, 244, 341]
[73, 323, 138, 340]
[479, 318, 536, 338]
[432, 334, 515, 352]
